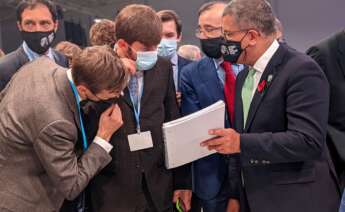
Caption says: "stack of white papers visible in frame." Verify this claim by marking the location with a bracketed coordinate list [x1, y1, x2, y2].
[162, 100, 225, 169]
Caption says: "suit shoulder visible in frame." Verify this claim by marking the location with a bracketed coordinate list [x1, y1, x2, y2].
[283, 47, 326, 78]
[52, 49, 69, 68]
[0, 49, 24, 73]
[180, 57, 211, 77]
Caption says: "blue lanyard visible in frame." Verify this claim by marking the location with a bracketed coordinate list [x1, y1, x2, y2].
[129, 76, 144, 133]
[68, 80, 88, 151]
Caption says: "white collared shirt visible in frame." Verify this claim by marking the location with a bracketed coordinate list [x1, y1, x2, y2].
[66, 69, 113, 153]
[251, 40, 280, 98]
[22, 41, 54, 61]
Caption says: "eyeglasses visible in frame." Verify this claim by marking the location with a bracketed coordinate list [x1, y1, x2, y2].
[195, 26, 222, 38]
[222, 29, 250, 39]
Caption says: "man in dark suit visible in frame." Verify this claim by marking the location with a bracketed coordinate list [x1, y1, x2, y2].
[0, 0, 68, 91]
[180, 2, 244, 212]
[0, 46, 128, 211]
[88, 5, 191, 212]
[307, 30, 345, 189]
[202, 0, 340, 212]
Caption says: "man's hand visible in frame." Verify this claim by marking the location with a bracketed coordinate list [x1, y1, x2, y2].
[176, 92, 182, 106]
[120, 58, 136, 75]
[201, 128, 240, 154]
[227, 199, 240, 212]
[97, 104, 123, 141]
[173, 190, 192, 211]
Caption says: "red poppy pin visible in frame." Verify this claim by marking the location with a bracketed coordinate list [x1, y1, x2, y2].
[257, 74, 273, 94]
[257, 80, 266, 93]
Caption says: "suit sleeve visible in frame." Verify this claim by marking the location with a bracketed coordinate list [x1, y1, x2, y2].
[163, 62, 192, 190]
[240, 61, 330, 165]
[33, 120, 112, 200]
[180, 65, 201, 115]
[306, 46, 327, 73]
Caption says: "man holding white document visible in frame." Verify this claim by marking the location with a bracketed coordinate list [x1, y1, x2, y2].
[201, 1, 340, 212]
[179, 2, 244, 211]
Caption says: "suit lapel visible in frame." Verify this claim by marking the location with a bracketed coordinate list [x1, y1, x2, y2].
[54, 67, 81, 130]
[198, 58, 224, 102]
[122, 87, 133, 108]
[244, 45, 286, 132]
[18, 46, 30, 66]
[140, 63, 159, 110]
[234, 68, 248, 133]
[337, 30, 345, 78]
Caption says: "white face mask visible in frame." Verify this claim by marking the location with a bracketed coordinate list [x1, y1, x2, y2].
[136, 50, 158, 71]
[157, 39, 178, 59]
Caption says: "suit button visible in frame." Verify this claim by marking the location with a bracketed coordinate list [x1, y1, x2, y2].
[254, 160, 259, 164]
[262, 160, 266, 164]
[266, 161, 271, 164]
[250, 159, 254, 164]
[136, 164, 140, 168]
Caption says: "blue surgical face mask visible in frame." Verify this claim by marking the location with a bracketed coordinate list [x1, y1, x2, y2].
[158, 39, 178, 58]
[136, 50, 158, 71]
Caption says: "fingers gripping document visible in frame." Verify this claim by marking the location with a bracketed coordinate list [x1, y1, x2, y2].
[162, 101, 225, 169]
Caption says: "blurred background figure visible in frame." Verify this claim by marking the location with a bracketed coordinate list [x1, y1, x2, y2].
[178, 44, 202, 61]
[0, 49, 5, 58]
[89, 19, 116, 48]
[275, 17, 285, 43]
[307, 29, 345, 191]
[157, 9, 193, 105]
[0, 0, 68, 92]
[55, 41, 82, 67]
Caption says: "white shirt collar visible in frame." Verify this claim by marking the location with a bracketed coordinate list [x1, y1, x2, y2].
[22, 41, 54, 61]
[253, 40, 280, 73]
[171, 52, 178, 66]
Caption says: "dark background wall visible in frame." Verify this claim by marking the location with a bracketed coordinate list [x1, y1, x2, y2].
[0, 0, 344, 54]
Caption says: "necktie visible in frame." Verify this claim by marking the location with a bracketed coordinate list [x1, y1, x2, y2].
[128, 74, 139, 109]
[241, 68, 256, 128]
[221, 61, 236, 125]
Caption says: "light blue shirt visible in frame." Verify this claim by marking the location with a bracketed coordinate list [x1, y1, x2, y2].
[170, 53, 179, 90]
[22, 41, 54, 61]
[213, 58, 244, 87]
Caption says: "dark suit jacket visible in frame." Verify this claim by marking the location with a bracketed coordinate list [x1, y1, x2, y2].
[0, 57, 111, 211]
[234, 44, 340, 212]
[177, 55, 192, 91]
[306, 30, 345, 187]
[86, 57, 191, 212]
[0, 46, 68, 91]
[180, 57, 235, 200]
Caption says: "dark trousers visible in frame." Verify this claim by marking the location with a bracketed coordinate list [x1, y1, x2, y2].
[135, 174, 164, 212]
[196, 183, 230, 212]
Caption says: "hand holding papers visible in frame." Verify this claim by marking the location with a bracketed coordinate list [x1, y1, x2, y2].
[162, 101, 225, 169]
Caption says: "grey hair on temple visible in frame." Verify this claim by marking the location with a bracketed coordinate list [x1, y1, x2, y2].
[223, 0, 276, 36]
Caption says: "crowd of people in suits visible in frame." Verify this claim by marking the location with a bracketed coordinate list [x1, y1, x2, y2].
[0, 0, 344, 212]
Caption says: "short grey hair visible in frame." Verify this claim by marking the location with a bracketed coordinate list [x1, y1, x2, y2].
[223, 0, 276, 36]
[178, 45, 202, 61]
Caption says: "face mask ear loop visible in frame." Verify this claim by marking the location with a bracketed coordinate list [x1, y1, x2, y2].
[239, 30, 251, 64]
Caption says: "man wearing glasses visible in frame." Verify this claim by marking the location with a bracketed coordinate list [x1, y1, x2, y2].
[180, 1, 244, 212]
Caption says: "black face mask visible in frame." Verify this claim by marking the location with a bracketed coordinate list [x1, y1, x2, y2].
[21, 30, 55, 54]
[221, 32, 248, 64]
[200, 37, 223, 59]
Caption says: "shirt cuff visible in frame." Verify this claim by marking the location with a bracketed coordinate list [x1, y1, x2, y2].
[93, 136, 113, 153]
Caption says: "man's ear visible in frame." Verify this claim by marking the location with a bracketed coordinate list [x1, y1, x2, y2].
[177, 33, 182, 42]
[54, 20, 59, 32]
[117, 39, 127, 49]
[247, 30, 260, 46]
[17, 21, 23, 31]
[76, 84, 89, 100]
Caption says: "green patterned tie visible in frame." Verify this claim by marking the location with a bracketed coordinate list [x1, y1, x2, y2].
[241, 68, 256, 128]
